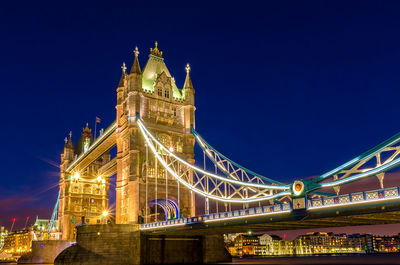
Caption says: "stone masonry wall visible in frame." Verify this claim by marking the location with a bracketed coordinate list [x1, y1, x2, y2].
[18, 240, 73, 264]
[55, 224, 141, 265]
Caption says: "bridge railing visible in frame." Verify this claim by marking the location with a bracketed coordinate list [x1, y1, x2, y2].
[66, 121, 117, 173]
[140, 202, 292, 230]
[141, 186, 400, 230]
[308, 186, 400, 210]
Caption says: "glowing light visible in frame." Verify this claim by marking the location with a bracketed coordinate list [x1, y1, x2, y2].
[97, 176, 102, 182]
[138, 120, 291, 203]
[102, 210, 108, 217]
[72, 172, 80, 181]
[319, 157, 400, 189]
[141, 207, 292, 230]
[102, 179, 106, 184]
[137, 119, 288, 191]
[315, 131, 400, 183]
[138, 119, 290, 203]
[292, 180, 305, 196]
[169, 147, 174, 152]
[309, 191, 400, 210]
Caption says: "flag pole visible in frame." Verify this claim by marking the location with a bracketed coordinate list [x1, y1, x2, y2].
[94, 118, 97, 141]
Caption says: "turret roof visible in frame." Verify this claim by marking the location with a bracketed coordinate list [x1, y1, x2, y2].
[118, 62, 127, 87]
[141, 42, 183, 99]
[183, 64, 194, 90]
[130, 47, 141, 74]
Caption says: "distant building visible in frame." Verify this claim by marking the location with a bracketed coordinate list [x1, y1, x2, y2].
[0, 226, 8, 251]
[227, 232, 400, 256]
[233, 234, 259, 255]
[3, 228, 34, 254]
[32, 216, 61, 240]
[374, 235, 400, 253]
[33, 216, 58, 231]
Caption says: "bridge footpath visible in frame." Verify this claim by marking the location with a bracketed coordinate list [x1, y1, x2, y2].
[141, 186, 400, 235]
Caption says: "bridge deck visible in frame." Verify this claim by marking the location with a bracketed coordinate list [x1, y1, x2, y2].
[97, 157, 117, 177]
[141, 186, 400, 235]
[66, 121, 117, 173]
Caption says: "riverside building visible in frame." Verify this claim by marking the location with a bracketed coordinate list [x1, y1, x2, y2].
[228, 232, 400, 256]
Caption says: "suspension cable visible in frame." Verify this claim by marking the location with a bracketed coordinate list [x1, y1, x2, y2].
[166, 166, 168, 219]
[192, 128, 285, 185]
[155, 155, 158, 222]
[146, 143, 148, 223]
[137, 118, 291, 203]
[178, 163, 180, 217]
[137, 118, 288, 190]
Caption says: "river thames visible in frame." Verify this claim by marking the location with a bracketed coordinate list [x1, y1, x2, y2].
[222, 254, 400, 264]
[3, 253, 400, 264]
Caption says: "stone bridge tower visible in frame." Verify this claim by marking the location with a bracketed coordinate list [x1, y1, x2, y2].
[116, 43, 195, 224]
[59, 126, 111, 240]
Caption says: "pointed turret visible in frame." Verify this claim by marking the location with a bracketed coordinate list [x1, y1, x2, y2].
[182, 64, 195, 130]
[150, 41, 163, 58]
[117, 62, 127, 105]
[183, 64, 194, 90]
[128, 47, 142, 93]
[130, 47, 141, 74]
[119, 62, 127, 87]
[67, 131, 74, 149]
[62, 131, 75, 162]
[75, 124, 93, 156]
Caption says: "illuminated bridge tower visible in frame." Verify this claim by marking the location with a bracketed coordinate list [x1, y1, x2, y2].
[59, 126, 111, 240]
[116, 43, 195, 224]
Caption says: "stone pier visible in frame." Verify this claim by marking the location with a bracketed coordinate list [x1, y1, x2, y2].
[18, 240, 73, 264]
[55, 224, 231, 265]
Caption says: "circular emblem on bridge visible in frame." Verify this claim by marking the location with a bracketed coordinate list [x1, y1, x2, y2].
[292, 180, 305, 196]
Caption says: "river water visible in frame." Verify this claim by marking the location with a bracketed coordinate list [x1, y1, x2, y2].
[223, 253, 400, 264]
[2, 253, 400, 264]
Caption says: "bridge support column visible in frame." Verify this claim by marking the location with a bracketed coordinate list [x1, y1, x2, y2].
[18, 240, 73, 264]
[55, 224, 141, 265]
[202, 234, 232, 264]
[142, 234, 231, 264]
[377, 173, 384, 189]
[55, 224, 231, 265]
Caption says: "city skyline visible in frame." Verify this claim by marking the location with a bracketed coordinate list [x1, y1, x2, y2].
[2, 0, 400, 238]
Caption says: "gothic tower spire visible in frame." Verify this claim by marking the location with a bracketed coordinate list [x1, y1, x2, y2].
[127, 46, 142, 93]
[118, 62, 127, 87]
[183, 64, 194, 90]
[130, 47, 141, 74]
[67, 131, 74, 148]
[183, 63, 195, 107]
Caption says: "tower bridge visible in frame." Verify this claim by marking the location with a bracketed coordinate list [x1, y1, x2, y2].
[50, 42, 400, 264]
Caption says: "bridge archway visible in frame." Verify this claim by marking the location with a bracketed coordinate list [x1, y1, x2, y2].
[149, 199, 179, 221]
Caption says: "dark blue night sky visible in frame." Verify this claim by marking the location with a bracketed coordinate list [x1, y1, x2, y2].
[2, 1, 400, 232]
